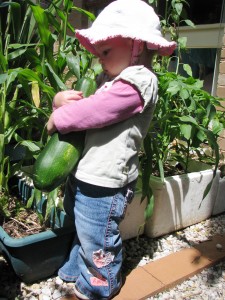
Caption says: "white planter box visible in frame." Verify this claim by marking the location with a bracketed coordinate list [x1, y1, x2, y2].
[145, 169, 220, 238]
[212, 177, 225, 216]
[119, 193, 147, 241]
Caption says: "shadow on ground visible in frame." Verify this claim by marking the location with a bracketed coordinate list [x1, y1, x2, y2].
[0, 256, 22, 299]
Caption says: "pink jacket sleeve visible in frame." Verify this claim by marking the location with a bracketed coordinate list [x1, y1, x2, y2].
[53, 80, 144, 134]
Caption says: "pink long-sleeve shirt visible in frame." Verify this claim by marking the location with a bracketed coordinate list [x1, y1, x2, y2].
[52, 80, 144, 133]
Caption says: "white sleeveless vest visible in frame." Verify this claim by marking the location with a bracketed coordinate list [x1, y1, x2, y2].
[74, 65, 158, 188]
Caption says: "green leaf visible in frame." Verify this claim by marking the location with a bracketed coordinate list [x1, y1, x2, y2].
[0, 52, 7, 72]
[158, 159, 164, 182]
[66, 53, 80, 79]
[72, 6, 95, 21]
[20, 140, 40, 153]
[5, 70, 19, 91]
[75, 77, 97, 97]
[10, 1, 21, 42]
[175, 3, 183, 16]
[183, 64, 192, 77]
[179, 88, 189, 99]
[167, 80, 180, 95]
[178, 37, 187, 49]
[33, 187, 42, 203]
[8, 48, 27, 60]
[180, 124, 192, 140]
[30, 5, 51, 47]
[45, 11, 61, 32]
[64, 0, 73, 11]
[0, 74, 8, 85]
[196, 129, 206, 142]
[45, 63, 67, 90]
[211, 119, 223, 135]
[53, 4, 75, 33]
[183, 19, 195, 28]
[144, 193, 154, 219]
[199, 180, 212, 207]
[19, 69, 55, 95]
[179, 115, 198, 126]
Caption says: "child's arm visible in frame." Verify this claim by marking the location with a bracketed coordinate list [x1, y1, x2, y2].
[47, 80, 144, 135]
[47, 90, 83, 134]
[53, 90, 83, 109]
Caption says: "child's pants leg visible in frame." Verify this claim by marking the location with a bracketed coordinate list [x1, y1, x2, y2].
[58, 176, 81, 281]
[74, 180, 134, 300]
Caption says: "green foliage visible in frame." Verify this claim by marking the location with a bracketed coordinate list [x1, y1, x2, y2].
[1, 0, 224, 224]
[141, 0, 225, 218]
[0, 0, 101, 197]
[0, 193, 11, 219]
[148, 72, 223, 174]
[0, 0, 101, 222]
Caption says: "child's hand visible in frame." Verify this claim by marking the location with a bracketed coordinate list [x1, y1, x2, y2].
[53, 90, 83, 108]
[47, 113, 57, 135]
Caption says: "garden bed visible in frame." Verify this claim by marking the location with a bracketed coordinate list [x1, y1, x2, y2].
[0, 192, 47, 238]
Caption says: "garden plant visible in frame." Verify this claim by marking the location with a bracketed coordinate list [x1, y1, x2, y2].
[0, 0, 224, 232]
[0, 0, 101, 226]
[141, 0, 225, 218]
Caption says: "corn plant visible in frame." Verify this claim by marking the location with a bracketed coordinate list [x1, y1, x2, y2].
[0, 0, 100, 222]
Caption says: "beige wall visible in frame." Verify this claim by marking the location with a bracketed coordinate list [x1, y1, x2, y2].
[217, 29, 225, 157]
[217, 30, 225, 100]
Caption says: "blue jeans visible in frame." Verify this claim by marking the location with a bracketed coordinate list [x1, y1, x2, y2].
[58, 176, 136, 300]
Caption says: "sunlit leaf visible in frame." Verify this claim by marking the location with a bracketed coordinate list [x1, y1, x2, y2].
[184, 19, 195, 28]
[144, 193, 154, 219]
[179, 115, 198, 125]
[179, 88, 189, 99]
[31, 81, 40, 108]
[72, 6, 95, 21]
[183, 64, 192, 77]
[20, 140, 40, 153]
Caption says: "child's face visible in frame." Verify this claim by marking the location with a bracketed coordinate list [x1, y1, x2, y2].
[94, 38, 132, 78]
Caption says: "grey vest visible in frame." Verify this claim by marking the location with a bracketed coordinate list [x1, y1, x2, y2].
[74, 65, 158, 188]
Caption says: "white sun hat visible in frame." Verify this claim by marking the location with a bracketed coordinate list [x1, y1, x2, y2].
[75, 0, 177, 56]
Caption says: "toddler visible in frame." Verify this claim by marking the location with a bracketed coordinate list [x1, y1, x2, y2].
[47, 0, 176, 299]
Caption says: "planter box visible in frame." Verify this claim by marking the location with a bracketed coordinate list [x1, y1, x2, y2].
[119, 193, 147, 241]
[0, 210, 75, 283]
[0, 172, 75, 284]
[1, 168, 146, 283]
[212, 177, 225, 216]
[144, 169, 220, 238]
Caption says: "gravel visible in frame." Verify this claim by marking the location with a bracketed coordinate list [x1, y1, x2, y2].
[0, 213, 225, 300]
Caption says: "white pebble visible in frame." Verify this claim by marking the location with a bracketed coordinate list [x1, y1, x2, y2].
[39, 295, 51, 300]
[52, 290, 62, 299]
[216, 243, 223, 250]
[55, 276, 63, 285]
[41, 288, 52, 296]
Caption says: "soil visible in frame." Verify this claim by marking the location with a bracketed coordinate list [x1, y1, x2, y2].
[0, 193, 47, 238]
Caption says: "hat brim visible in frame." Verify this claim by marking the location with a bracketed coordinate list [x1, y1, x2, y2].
[76, 27, 177, 56]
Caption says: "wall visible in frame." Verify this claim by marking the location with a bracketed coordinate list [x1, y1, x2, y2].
[217, 30, 225, 158]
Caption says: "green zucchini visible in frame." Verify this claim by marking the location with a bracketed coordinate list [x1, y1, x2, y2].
[33, 77, 97, 192]
[33, 131, 85, 192]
